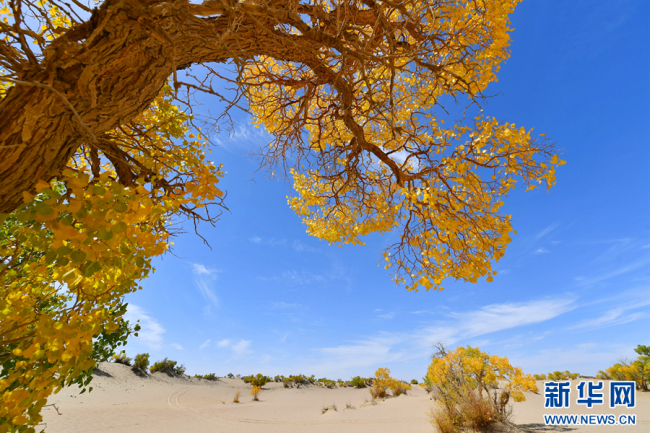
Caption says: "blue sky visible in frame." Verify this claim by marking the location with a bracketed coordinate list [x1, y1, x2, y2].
[122, 0, 650, 381]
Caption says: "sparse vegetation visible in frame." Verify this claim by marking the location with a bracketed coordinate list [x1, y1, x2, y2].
[544, 371, 579, 381]
[227, 373, 234, 379]
[345, 402, 356, 410]
[370, 367, 411, 398]
[195, 373, 219, 381]
[420, 375, 434, 393]
[321, 403, 337, 414]
[150, 358, 185, 375]
[244, 374, 271, 387]
[113, 352, 132, 366]
[411, 379, 418, 385]
[233, 390, 241, 403]
[597, 344, 649, 391]
[251, 386, 262, 401]
[349, 376, 373, 388]
[427, 344, 536, 433]
[132, 353, 150, 373]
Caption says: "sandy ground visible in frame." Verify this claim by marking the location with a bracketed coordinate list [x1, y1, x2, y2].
[40, 363, 650, 432]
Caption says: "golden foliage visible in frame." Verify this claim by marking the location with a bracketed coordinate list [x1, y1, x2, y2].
[371, 367, 411, 398]
[597, 345, 650, 391]
[427, 344, 536, 407]
[251, 386, 261, 401]
[427, 344, 536, 432]
[0, 85, 224, 431]
[1, 0, 564, 430]
[245, 0, 564, 292]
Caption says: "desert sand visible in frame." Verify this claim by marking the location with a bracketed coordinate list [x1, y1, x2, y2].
[40, 363, 650, 432]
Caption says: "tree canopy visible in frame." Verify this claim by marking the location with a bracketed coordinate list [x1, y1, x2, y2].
[0, 0, 563, 430]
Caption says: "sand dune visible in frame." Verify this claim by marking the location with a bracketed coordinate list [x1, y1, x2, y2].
[40, 363, 650, 432]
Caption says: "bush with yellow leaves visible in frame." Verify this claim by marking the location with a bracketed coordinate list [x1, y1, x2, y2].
[597, 345, 649, 391]
[369, 368, 411, 399]
[427, 344, 536, 432]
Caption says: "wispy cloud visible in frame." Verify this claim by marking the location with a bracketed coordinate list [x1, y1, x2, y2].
[212, 120, 271, 152]
[216, 339, 252, 357]
[232, 340, 252, 356]
[171, 343, 183, 350]
[192, 263, 219, 308]
[124, 305, 165, 350]
[249, 236, 262, 244]
[306, 297, 575, 375]
[533, 224, 558, 242]
[271, 301, 301, 309]
[533, 248, 550, 254]
[576, 256, 650, 286]
[199, 339, 211, 350]
[378, 312, 396, 319]
[258, 270, 325, 286]
[293, 240, 318, 253]
[568, 289, 650, 331]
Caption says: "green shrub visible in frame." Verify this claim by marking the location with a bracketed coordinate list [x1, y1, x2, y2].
[113, 352, 132, 366]
[150, 357, 184, 375]
[248, 373, 271, 387]
[195, 373, 218, 381]
[227, 373, 234, 378]
[411, 379, 418, 385]
[132, 353, 150, 372]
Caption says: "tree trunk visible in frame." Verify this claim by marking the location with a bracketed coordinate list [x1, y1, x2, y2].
[0, 0, 318, 214]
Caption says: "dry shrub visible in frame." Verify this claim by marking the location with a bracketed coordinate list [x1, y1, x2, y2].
[390, 381, 410, 397]
[430, 391, 502, 433]
[345, 402, 356, 410]
[113, 353, 132, 366]
[321, 403, 337, 414]
[369, 384, 387, 399]
[233, 390, 240, 403]
[427, 344, 523, 432]
[429, 405, 459, 433]
[251, 386, 261, 401]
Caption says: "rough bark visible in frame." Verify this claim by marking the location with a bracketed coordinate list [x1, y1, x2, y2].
[0, 0, 340, 214]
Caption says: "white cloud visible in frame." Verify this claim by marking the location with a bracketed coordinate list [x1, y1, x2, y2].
[306, 297, 575, 375]
[192, 263, 219, 308]
[293, 240, 318, 253]
[217, 339, 231, 348]
[258, 270, 325, 286]
[231, 340, 252, 356]
[576, 257, 650, 286]
[171, 343, 183, 350]
[533, 248, 550, 254]
[271, 302, 301, 309]
[533, 224, 558, 242]
[199, 339, 211, 350]
[378, 312, 396, 319]
[215, 339, 251, 357]
[568, 290, 650, 331]
[249, 236, 262, 244]
[124, 305, 165, 350]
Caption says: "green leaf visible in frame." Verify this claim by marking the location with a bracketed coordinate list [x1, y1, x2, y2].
[70, 250, 87, 264]
[112, 202, 128, 213]
[91, 185, 107, 196]
[57, 246, 73, 256]
[45, 250, 57, 264]
[113, 222, 128, 233]
[34, 202, 54, 215]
